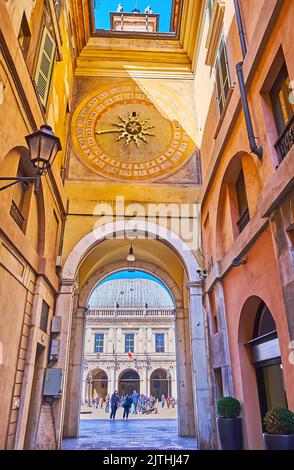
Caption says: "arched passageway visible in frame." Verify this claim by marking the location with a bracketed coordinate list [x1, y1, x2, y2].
[53, 221, 213, 449]
[118, 369, 141, 396]
[150, 368, 172, 399]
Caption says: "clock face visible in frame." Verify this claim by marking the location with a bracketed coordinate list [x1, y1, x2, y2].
[71, 82, 196, 182]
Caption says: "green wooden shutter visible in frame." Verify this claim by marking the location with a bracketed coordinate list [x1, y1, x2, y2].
[34, 27, 56, 107]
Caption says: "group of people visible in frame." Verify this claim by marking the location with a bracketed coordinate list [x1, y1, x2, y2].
[161, 394, 176, 409]
[109, 390, 158, 420]
[86, 391, 176, 420]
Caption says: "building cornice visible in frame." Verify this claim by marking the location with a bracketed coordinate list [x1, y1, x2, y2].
[72, 0, 205, 77]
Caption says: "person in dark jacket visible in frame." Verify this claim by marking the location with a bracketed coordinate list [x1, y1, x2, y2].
[110, 391, 120, 420]
[122, 393, 133, 420]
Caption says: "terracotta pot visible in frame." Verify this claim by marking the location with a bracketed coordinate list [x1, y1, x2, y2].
[263, 433, 294, 450]
[217, 417, 243, 450]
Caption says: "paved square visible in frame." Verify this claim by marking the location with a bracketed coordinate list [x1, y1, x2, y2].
[62, 419, 197, 450]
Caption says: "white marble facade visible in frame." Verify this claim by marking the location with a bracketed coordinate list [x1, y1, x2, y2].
[82, 278, 177, 401]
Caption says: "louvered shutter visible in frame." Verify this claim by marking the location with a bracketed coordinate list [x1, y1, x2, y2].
[34, 27, 56, 107]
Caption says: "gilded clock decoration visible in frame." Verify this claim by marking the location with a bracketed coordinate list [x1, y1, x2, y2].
[71, 82, 196, 182]
[96, 112, 155, 147]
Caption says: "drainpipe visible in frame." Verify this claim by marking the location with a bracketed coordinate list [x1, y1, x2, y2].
[233, 0, 247, 59]
[234, 0, 263, 159]
[236, 62, 263, 159]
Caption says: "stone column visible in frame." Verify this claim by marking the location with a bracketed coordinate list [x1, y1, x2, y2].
[186, 281, 213, 449]
[175, 308, 196, 437]
[110, 367, 116, 394]
[63, 306, 87, 438]
[51, 280, 78, 449]
[142, 366, 148, 395]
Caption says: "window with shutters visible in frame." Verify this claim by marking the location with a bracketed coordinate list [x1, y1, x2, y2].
[214, 37, 231, 117]
[34, 27, 56, 107]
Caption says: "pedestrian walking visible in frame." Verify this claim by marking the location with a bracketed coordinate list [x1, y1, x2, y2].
[132, 390, 139, 414]
[105, 394, 110, 413]
[166, 396, 171, 409]
[122, 393, 133, 420]
[171, 396, 175, 408]
[110, 391, 120, 419]
[161, 393, 165, 408]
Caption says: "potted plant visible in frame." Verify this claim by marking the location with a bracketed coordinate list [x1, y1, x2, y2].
[263, 407, 294, 450]
[217, 397, 243, 450]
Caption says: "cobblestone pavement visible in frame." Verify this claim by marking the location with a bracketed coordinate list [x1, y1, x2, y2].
[62, 419, 197, 450]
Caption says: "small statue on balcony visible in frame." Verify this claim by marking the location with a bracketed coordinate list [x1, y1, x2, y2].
[144, 6, 153, 14]
[116, 3, 123, 12]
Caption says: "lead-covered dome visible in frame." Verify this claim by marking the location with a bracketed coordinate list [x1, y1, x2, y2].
[89, 278, 174, 308]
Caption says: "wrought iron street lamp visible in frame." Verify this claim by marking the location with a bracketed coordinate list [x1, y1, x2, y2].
[0, 125, 61, 194]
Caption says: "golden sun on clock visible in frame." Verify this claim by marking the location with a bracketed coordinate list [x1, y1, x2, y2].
[71, 83, 196, 182]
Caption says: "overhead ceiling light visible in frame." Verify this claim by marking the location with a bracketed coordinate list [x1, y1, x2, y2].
[127, 244, 136, 262]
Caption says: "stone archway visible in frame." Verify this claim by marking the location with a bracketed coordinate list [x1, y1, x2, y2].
[92, 369, 108, 400]
[150, 368, 171, 400]
[53, 220, 213, 449]
[118, 369, 141, 396]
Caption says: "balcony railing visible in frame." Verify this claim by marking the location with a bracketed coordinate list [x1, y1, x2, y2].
[275, 114, 294, 162]
[10, 200, 24, 230]
[237, 207, 250, 234]
[87, 308, 175, 319]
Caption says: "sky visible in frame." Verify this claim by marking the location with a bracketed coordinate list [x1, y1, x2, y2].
[97, 270, 173, 300]
[93, 0, 173, 33]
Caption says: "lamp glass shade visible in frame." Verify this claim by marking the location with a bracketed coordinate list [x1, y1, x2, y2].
[127, 245, 136, 262]
[26, 125, 62, 175]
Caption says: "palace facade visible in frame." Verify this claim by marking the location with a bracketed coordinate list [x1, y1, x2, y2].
[83, 277, 177, 401]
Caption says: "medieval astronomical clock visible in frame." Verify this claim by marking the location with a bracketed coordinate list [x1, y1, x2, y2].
[71, 82, 196, 182]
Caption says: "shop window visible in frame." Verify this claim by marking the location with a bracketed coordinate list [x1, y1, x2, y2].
[246, 302, 287, 428]
[215, 37, 231, 116]
[270, 63, 294, 161]
[18, 12, 31, 61]
[236, 169, 250, 234]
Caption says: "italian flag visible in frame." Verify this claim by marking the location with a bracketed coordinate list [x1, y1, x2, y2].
[128, 349, 132, 359]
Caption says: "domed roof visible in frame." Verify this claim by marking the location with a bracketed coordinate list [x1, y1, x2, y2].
[89, 278, 174, 308]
